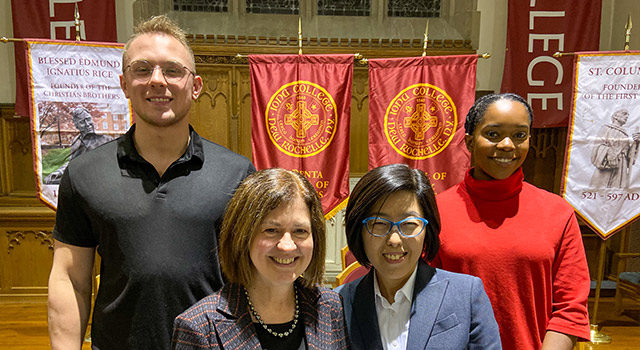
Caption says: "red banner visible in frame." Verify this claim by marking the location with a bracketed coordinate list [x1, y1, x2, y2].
[250, 55, 352, 219]
[501, 0, 601, 128]
[368, 55, 476, 194]
[11, 0, 117, 117]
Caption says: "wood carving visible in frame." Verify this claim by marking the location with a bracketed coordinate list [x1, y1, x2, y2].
[530, 128, 566, 159]
[6, 230, 54, 253]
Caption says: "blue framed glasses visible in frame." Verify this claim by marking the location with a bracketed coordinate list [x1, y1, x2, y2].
[362, 217, 429, 238]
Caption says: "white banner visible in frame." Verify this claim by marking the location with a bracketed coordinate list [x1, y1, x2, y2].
[27, 40, 132, 209]
[562, 52, 640, 238]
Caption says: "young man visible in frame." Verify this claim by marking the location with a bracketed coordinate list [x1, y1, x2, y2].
[47, 15, 254, 349]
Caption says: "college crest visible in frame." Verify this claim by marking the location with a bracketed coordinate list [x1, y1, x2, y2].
[265, 81, 338, 158]
[384, 83, 457, 160]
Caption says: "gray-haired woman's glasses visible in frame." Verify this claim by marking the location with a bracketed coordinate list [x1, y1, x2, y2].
[362, 217, 428, 238]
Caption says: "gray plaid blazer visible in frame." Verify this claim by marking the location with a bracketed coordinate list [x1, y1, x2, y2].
[172, 281, 349, 349]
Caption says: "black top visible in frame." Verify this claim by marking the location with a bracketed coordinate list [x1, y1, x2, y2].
[254, 321, 306, 350]
[54, 125, 254, 350]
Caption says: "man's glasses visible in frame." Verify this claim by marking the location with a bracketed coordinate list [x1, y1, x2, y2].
[362, 217, 428, 238]
[124, 60, 195, 83]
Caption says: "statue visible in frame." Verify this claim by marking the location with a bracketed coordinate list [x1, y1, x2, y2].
[589, 109, 640, 189]
[44, 107, 113, 184]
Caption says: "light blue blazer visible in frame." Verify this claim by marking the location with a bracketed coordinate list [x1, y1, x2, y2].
[336, 261, 501, 350]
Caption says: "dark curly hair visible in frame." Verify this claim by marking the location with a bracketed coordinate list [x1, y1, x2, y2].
[465, 93, 534, 135]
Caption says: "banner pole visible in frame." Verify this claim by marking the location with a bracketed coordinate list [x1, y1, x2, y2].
[75, 4, 81, 42]
[421, 20, 429, 57]
[0, 37, 26, 43]
[298, 17, 302, 55]
[624, 14, 632, 51]
[589, 21, 634, 344]
[236, 53, 489, 63]
[589, 237, 612, 344]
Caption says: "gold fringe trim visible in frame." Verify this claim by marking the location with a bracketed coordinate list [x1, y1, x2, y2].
[324, 197, 349, 220]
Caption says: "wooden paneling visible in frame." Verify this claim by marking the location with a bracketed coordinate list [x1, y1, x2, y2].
[236, 67, 253, 159]
[1, 105, 56, 302]
[1, 228, 53, 299]
[350, 68, 370, 176]
[1, 106, 41, 202]
[0, 207, 56, 301]
[190, 66, 233, 149]
[189, 35, 474, 59]
[523, 127, 568, 193]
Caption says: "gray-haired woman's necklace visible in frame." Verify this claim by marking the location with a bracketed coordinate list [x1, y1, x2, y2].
[245, 285, 299, 338]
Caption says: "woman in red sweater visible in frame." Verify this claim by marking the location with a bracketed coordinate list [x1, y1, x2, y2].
[432, 93, 590, 349]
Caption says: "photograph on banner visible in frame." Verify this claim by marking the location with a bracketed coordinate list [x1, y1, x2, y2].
[562, 52, 640, 237]
[38, 102, 126, 184]
[27, 41, 131, 209]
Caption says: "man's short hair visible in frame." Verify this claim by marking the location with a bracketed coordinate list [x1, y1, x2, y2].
[122, 15, 195, 69]
[219, 168, 326, 288]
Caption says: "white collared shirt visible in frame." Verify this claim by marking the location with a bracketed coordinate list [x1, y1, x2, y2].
[373, 265, 419, 350]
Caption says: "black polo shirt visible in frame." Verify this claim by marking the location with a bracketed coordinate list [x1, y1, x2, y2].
[54, 125, 254, 350]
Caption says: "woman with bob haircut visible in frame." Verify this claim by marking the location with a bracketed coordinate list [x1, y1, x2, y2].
[433, 93, 590, 349]
[172, 168, 348, 350]
[336, 163, 501, 350]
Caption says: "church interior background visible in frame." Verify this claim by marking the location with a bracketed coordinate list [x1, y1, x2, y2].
[1, 0, 639, 308]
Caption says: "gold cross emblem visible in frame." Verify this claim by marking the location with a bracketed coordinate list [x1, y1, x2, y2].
[403, 103, 438, 141]
[285, 101, 320, 138]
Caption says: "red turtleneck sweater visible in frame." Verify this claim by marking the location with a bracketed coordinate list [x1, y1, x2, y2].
[432, 168, 590, 349]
